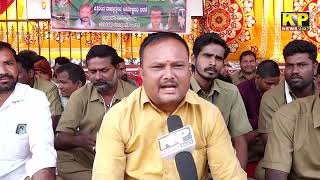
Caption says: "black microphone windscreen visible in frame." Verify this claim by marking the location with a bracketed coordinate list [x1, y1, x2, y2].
[175, 152, 198, 180]
[167, 115, 183, 132]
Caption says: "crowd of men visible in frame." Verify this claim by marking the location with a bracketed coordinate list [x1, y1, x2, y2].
[0, 32, 319, 180]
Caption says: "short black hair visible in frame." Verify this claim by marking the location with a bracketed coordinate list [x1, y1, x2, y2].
[0, 41, 16, 56]
[55, 57, 70, 65]
[193, 33, 230, 59]
[56, 63, 86, 85]
[16, 54, 34, 71]
[283, 40, 317, 63]
[256, 60, 280, 78]
[116, 56, 125, 65]
[139, 32, 189, 65]
[240, 50, 256, 62]
[150, 5, 163, 14]
[18, 50, 38, 63]
[86, 45, 120, 66]
[33, 55, 47, 64]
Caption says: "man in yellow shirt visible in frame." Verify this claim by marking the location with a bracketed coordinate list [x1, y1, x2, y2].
[92, 32, 246, 179]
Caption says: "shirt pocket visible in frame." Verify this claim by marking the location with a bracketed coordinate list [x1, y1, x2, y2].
[9, 133, 30, 159]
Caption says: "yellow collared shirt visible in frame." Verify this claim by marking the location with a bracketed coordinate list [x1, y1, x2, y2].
[93, 87, 246, 180]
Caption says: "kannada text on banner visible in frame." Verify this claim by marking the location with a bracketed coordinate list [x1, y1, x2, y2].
[51, 0, 187, 33]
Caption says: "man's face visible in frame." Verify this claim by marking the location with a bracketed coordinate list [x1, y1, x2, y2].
[57, 71, 81, 97]
[285, 53, 318, 90]
[79, 6, 92, 23]
[240, 54, 256, 74]
[17, 62, 33, 85]
[141, 38, 190, 109]
[87, 57, 117, 94]
[150, 10, 162, 28]
[0, 49, 18, 92]
[256, 75, 280, 94]
[194, 43, 225, 81]
[117, 62, 128, 81]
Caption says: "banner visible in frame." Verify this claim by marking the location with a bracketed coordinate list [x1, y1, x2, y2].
[51, 0, 188, 33]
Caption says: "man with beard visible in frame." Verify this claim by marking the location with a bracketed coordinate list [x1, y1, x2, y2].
[54, 45, 136, 180]
[255, 40, 318, 180]
[116, 57, 138, 87]
[75, 3, 95, 28]
[0, 42, 56, 179]
[190, 33, 252, 170]
[231, 50, 257, 85]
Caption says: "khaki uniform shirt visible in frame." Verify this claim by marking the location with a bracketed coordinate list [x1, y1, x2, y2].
[190, 76, 252, 137]
[33, 77, 63, 116]
[230, 70, 255, 86]
[261, 94, 320, 179]
[56, 79, 136, 165]
[258, 80, 297, 134]
[93, 87, 247, 180]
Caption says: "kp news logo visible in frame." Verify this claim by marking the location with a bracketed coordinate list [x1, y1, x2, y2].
[281, 12, 310, 31]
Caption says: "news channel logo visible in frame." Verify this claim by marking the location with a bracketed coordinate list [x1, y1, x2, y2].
[281, 12, 310, 31]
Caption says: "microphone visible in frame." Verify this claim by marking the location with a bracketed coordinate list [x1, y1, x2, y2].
[158, 115, 198, 180]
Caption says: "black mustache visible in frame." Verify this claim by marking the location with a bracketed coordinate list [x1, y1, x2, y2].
[204, 66, 217, 72]
[160, 80, 177, 86]
[93, 81, 109, 86]
[0, 74, 14, 79]
[290, 75, 303, 79]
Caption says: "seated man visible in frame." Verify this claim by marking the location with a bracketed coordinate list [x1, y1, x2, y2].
[238, 60, 280, 132]
[190, 32, 252, 169]
[92, 32, 246, 179]
[54, 45, 136, 180]
[237, 60, 280, 171]
[55, 63, 86, 108]
[256, 40, 318, 180]
[53, 56, 70, 82]
[16, 54, 63, 131]
[116, 57, 138, 87]
[33, 55, 53, 81]
[0, 41, 56, 179]
[262, 93, 320, 179]
[231, 50, 257, 85]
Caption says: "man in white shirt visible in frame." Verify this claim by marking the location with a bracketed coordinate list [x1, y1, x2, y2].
[147, 5, 165, 30]
[0, 41, 56, 180]
[74, 3, 96, 28]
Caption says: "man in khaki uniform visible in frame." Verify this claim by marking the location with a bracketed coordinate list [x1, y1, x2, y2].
[16, 53, 62, 131]
[190, 33, 252, 170]
[54, 45, 136, 180]
[262, 94, 320, 179]
[230, 50, 257, 85]
[258, 40, 318, 143]
[256, 40, 318, 179]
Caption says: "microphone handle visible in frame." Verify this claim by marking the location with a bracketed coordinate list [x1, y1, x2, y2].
[175, 151, 198, 180]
